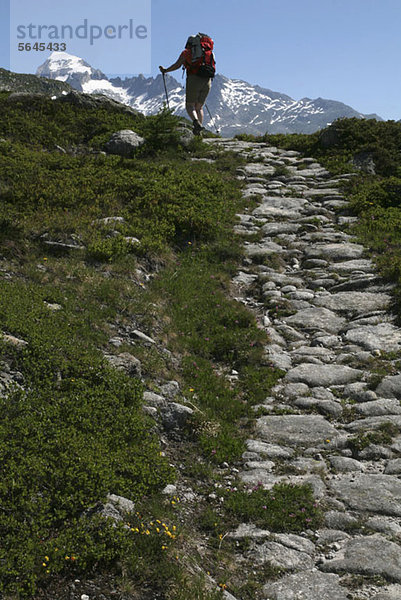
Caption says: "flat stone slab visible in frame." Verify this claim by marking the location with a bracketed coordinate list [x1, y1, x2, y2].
[376, 374, 401, 400]
[285, 363, 362, 387]
[253, 197, 308, 219]
[228, 523, 270, 539]
[246, 439, 295, 459]
[240, 473, 326, 499]
[313, 291, 391, 317]
[344, 323, 401, 352]
[245, 241, 285, 257]
[345, 415, 401, 432]
[255, 414, 339, 446]
[262, 222, 301, 235]
[263, 571, 348, 600]
[272, 533, 316, 555]
[283, 307, 346, 334]
[329, 456, 365, 473]
[303, 188, 342, 197]
[243, 163, 275, 176]
[321, 534, 401, 582]
[356, 399, 401, 417]
[305, 243, 364, 261]
[253, 541, 314, 570]
[329, 474, 401, 516]
[328, 259, 374, 274]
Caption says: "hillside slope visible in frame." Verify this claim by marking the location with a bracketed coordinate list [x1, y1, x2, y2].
[2, 87, 401, 599]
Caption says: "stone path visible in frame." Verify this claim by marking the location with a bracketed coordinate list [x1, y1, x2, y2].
[205, 138, 401, 600]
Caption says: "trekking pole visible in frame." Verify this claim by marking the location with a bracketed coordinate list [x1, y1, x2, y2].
[205, 103, 219, 135]
[162, 72, 170, 110]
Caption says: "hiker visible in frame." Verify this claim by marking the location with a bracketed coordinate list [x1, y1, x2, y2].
[159, 33, 215, 135]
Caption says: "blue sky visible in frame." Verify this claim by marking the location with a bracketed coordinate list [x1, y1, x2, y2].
[1, 0, 400, 120]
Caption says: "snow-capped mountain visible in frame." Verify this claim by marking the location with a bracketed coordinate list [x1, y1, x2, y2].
[36, 52, 381, 136]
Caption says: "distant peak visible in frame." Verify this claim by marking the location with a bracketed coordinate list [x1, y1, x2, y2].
[48, 51, 83, 62]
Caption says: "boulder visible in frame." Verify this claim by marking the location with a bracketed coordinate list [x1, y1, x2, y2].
[104, 353, 142, 377]
[352, 150, 376, 174]
[160, 402, 194, 431]
[105, 129, 145, 156]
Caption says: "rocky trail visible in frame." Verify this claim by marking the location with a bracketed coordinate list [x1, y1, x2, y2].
[204, 138, 401, 600]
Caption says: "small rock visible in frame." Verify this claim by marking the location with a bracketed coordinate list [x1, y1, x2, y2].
[104, 129, 145, 156]
[329, 456, 365, 473]
[143, 391, 165, 407]
[92, 216, 126, 226]
[159, 381, 180, 399]
[44, 301, 62, 311]
[385, 459, 401, 475]
[107, 494, 135, 514]
[160, 402, 193, 431]
[162, 484, 177, 496]
[132, 329, 156, 344]
[2, 333, 28, 348]
[104, 353, 142, 377]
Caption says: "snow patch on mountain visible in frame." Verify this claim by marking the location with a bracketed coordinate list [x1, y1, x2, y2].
[45, 52, 91, 75]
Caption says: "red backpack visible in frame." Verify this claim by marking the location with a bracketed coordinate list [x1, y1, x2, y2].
[185, 33, 216, 78]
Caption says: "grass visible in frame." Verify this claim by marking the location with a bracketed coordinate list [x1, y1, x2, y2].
[222, 483, 323, 532]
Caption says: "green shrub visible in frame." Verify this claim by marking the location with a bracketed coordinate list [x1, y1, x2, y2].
[223, 483, 322, 532]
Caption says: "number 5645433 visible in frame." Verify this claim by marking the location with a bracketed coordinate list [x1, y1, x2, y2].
[18, 42, 67, 51]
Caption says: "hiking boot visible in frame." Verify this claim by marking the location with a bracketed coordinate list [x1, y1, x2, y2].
[192, 119, 204, 135]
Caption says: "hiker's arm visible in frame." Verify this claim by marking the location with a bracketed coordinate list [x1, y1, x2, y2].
[159, 55, 185, 73]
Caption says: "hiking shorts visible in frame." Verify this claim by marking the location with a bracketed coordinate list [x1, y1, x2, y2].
[186, 74, 212, 105]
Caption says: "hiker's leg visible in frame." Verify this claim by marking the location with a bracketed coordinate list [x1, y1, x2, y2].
[185, 102, 198, 122]
[195, 103, 204, 125]
[196, 79, 212, 125]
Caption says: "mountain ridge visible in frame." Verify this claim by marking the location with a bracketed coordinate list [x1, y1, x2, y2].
[6, 51, 384, 136]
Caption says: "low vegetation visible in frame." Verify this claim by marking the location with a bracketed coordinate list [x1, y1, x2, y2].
[0, 92, 284, 598]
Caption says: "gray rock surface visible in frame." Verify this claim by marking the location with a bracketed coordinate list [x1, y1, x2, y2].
[263, 571, 348, 599]
[105, 129, 145, 156]
[344, 322, 401, 352]
[321, 535, 401, 582]
[283, 307, 346, 333]
[104, 352, 142, 377]
[376, 374, 401, 399]
[305, 243, 364, 261]
[160, 402, 194, 431]
[285, 363, 362, 387]
[255, 415, 339, 446]
[329, 474, 401, 516]
[253, 541, 314, 570]
[313, 291, 391, 316]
